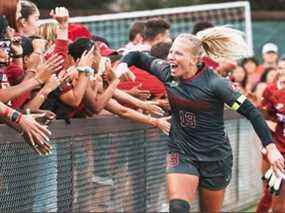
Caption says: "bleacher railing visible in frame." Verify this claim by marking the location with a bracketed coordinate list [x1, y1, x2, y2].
[0, 111, 262, 212]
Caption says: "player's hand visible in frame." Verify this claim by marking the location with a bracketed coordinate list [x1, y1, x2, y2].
[266, 143, 285, 177]
[262, 167, 285, 195]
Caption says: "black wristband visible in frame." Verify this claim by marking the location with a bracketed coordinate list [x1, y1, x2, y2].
[11, 111, 21, 123]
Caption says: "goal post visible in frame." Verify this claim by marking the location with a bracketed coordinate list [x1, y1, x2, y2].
[40, 1, 253, 55]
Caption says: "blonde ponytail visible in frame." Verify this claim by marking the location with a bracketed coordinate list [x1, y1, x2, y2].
[196, 26, 249, 60]
[37, 22, 58, 42]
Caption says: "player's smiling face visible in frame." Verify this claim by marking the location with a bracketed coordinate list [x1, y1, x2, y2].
[167, 37, 198, 79]
[167, 40, 190, 78]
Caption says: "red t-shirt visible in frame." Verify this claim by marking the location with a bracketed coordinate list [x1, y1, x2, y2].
[4, 63, 31, 109]
[261, 83, 285, 153]
[117, 66, 166, 99]
[5, 63, 24, 86]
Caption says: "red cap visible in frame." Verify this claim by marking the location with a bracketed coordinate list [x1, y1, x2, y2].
[97, 41, 117, 56]
[68, 24, 92, 42]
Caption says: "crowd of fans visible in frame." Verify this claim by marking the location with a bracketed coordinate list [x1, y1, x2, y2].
[0, 0, 174, 155]
[0, 0, 284, 211]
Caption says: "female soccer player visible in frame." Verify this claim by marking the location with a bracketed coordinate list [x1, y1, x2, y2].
[257, 71, 285, 212]
[117, 26, 284, 212]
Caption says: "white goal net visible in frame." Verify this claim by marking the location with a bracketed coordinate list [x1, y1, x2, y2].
[40, 1, 253, 55]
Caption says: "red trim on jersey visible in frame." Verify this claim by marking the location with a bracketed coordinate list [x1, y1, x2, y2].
[181, 63, 207, 83]
[202, 56, 219, 70]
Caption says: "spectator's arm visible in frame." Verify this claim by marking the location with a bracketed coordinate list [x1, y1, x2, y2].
[258, 87, 277, 122]
[23, 75, 61, 110]
[59, 72, 89, 107]
[88, 78, 120, 114]
[0, 101, 52, 155]
[59, 45, 95, 108]
[84, 79, 120, 114]
[105, 98, 158, 126]
[82, 83, 98, 114]
[105, 98, 170, 135]
[113, 89, 144, 108]
[44, 7, 69, 68]
[0, 117, 22, 133]
[0, 54, 63, 103]
[113, 89, 164, 116]
[0, 77, 40, 103]
[51, 7, 69, 41]
[121, 86, 151, 100]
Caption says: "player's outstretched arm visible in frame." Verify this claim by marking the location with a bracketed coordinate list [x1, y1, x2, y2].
[113, 89, 165, 116]
[120, 51, 171, 83]
[234, 98, 284, 178]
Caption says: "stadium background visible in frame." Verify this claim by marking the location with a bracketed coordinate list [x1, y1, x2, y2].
[36, 0, 285, 58]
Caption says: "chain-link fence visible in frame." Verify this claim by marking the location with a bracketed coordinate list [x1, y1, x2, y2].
[0, 112, 262, 212]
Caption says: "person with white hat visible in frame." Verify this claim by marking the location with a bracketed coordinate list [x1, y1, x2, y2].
[255, 42, 279, 81]
[262, 42, 279, 68]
